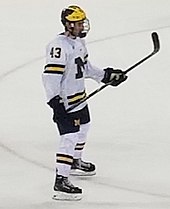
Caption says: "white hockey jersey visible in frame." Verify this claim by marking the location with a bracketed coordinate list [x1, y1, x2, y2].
[42, 34, 105, 112]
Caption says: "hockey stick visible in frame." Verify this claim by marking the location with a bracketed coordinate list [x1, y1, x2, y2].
[123, 32, 160, 74]
[67, 32, 160, 112]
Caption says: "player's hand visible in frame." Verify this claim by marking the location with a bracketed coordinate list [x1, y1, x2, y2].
[102, 67, 128, 86]
[47, 95, 68, 122]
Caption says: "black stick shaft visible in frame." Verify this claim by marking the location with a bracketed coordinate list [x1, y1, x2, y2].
[124, 51, 155, 74]
[67, 32, 160, 112]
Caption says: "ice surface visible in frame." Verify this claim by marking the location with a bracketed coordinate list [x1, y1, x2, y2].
[0, 0, 170, 208]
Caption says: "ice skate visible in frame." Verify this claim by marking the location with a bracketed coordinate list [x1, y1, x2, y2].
[52, 175, 82, 201]
[70, 158, 96, 176]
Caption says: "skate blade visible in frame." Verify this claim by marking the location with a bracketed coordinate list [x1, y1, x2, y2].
[70, 169, 96, 176]
[52, 191, 82, 201]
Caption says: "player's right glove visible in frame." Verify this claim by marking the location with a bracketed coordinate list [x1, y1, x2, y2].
[47, 95, 67, 123]
[102, 67, 128, 86]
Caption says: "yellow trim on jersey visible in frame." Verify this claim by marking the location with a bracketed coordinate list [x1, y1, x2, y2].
[44, 64, 65, 74]
[68, 92, 86, 103]
[47, 66, 64, 72]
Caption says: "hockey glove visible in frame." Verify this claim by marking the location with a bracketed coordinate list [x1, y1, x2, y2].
[102, 67, 128, 86]
[47, 95, 68, 123]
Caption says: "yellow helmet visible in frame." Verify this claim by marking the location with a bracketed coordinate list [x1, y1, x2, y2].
[61, 5, 86, 25]
[61, 5, 90, 38]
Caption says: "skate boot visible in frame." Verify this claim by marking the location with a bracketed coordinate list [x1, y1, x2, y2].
[53, 175, 82, 201]
[70, 158, 96, 176]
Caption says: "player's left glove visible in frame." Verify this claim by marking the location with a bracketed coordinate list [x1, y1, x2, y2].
[47, 95, 68, 123]
[102, 67, 128, 86]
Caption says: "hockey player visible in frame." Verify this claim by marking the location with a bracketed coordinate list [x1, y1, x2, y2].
[42, 5, 127, 200]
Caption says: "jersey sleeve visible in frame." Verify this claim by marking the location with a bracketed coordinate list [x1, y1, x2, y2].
[81, 41, 105, 82]
[42, 39, 66, 102]
[84, 57, 105, 83]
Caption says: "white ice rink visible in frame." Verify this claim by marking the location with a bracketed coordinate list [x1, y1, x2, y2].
[1, 0, 170, 208]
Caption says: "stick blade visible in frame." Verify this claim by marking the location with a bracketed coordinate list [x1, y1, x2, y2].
[152, 32, 160, 52]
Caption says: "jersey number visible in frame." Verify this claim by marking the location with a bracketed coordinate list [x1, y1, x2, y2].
[49, 49, 84, 79]
[75, 57, 84, 79]
[50, 47, 61, 58]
